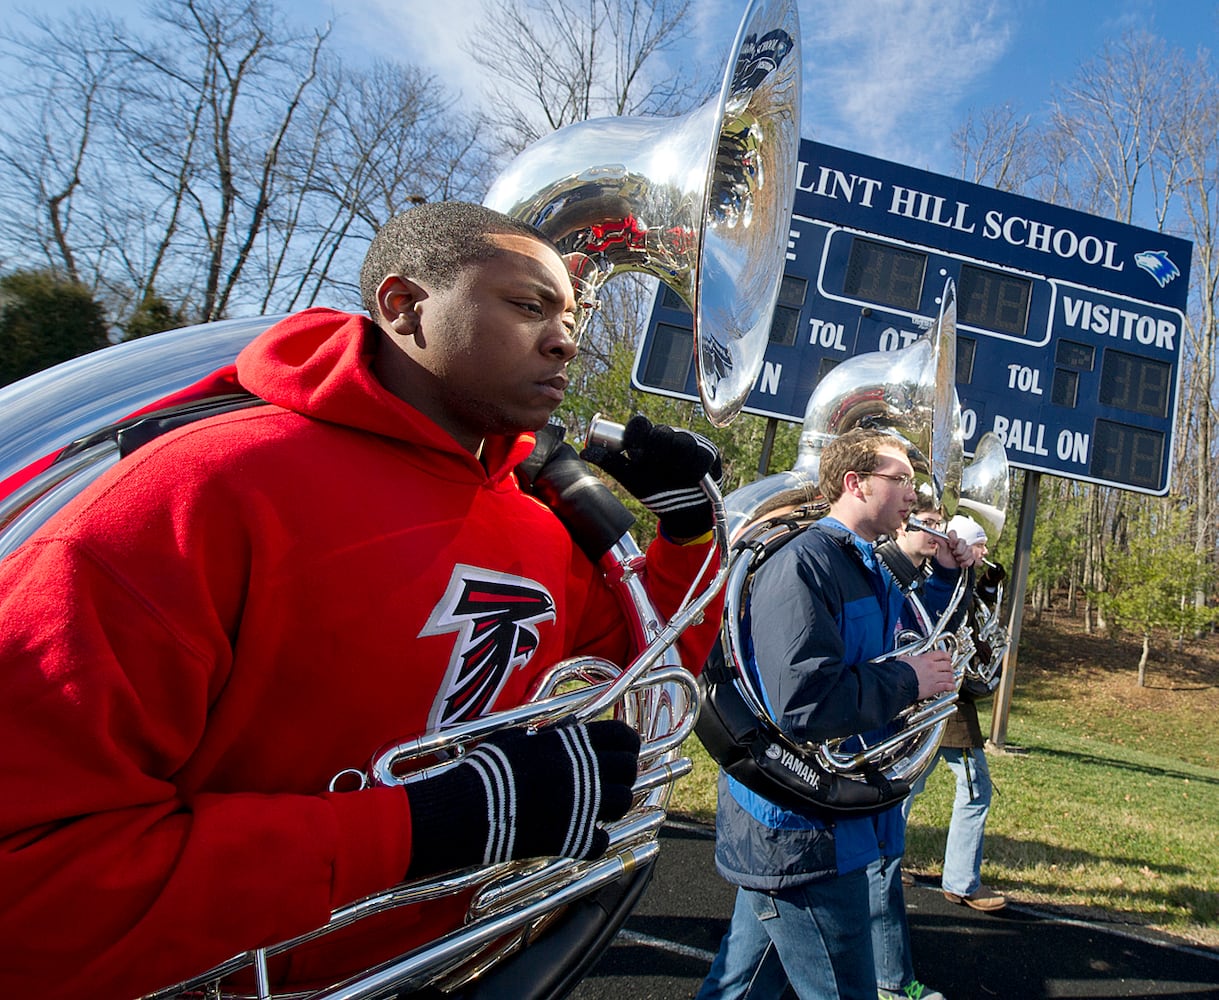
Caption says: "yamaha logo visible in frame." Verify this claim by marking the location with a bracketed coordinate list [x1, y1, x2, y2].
[761, 742, 822, 788]
[777, 746, 822, 788]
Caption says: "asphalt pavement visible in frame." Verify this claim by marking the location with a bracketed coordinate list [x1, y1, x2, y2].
[570, 820, 1219, 1000]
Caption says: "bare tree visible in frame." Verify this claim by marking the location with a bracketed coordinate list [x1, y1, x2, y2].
[1043, 31, 1186, 223]
[950, 103, 1038, 193]
[0, 0, 483, 328]
[253, 58, 492, 313]
[1164, 50, 1219, 556]
[467, 0, 699, 158]
[0, 10, 137, 288]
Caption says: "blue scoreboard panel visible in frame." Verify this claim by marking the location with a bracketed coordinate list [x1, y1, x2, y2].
[635, 139, 1193, 494]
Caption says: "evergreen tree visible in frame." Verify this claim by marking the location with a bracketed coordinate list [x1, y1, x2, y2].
[0, 269, 110, 387]
[122, 289, 187, 340]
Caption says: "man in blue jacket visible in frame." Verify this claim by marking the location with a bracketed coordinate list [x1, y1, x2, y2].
[697, 427, 975, 1000]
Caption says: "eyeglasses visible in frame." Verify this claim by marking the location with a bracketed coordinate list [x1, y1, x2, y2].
[861, 471, 917, 488]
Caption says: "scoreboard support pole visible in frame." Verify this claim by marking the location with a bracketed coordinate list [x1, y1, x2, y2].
[758, 417, 780, 478]
[989, 470, 1041, 749]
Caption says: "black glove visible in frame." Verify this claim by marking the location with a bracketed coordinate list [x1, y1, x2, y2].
[580, 415, 722, 540]
[977, 561, 1006, 601]
[404, 719, 640, 878]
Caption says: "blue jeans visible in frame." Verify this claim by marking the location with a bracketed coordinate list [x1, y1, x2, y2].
[696, 868, 876, 1000]
[903, 746, 993, 897]
[867, 853, 913, 992]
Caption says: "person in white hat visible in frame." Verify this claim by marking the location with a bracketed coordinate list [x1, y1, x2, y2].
[903, 513, 1008, 913]
[946, 514, 988, 551]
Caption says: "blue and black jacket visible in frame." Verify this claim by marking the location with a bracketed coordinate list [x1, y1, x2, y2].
[713, 518, 921, 890]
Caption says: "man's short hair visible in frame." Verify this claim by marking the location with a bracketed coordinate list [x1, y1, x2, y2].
[359, 201, 560, 317]
[819, 426, 905, 504]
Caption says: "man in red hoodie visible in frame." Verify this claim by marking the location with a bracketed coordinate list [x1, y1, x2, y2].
[0, 201, 723, 998]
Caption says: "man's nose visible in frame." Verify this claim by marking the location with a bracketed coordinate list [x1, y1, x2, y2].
[545, 323, 578, 361]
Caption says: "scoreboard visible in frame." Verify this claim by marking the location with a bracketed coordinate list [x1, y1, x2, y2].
[635, 139, 1193, 494]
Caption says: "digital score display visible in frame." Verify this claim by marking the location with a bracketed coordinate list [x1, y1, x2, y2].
[635, 139, 1192, 494]
[843, 238, 925, 312]
[958, 263, 1032, 337]
[1097, 349, 1171, 418]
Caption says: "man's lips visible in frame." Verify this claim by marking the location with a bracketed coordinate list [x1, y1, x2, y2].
[538, 373, 568, 402]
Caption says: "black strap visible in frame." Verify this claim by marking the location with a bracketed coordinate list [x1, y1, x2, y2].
[694, 645, 911, 818]
[55, 392, 263, 463]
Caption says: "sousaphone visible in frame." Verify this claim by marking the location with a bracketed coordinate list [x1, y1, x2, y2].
[0, 1, 800, 996]
[695, 281, 975, 815]
[957, 430, 1012, 699]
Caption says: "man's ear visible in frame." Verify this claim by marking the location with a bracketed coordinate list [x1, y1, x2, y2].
[377, 274, 427, 336]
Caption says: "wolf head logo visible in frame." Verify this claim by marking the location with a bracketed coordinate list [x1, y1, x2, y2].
[1134, 250, 1180, 288]
[422, 566, 556, 728]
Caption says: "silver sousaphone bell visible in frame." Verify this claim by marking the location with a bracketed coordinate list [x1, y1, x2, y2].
[484, 0, 801, 427]
[959, 430, 1010, 546]
[957, 430, 1012, 698]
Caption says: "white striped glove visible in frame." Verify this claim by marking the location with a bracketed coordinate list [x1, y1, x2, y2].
[405, 720, 640, 877]
[581, 415, 722, 540]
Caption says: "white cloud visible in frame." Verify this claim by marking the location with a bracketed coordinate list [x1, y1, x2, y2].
[33, 0, 1015, 175]
[345, 0, 1015, 172]
[348, 0, 486, 103]
[797, 0, 1016, 169]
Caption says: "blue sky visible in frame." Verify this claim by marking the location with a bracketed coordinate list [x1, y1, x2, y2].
[353, 0, 1218, 175]
[12, 0, 1219, 178]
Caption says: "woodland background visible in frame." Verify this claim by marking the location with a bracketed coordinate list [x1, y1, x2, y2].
[2, 0, 1218, 679]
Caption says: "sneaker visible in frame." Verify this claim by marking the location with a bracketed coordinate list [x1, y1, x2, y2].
[943, 885, 1007, 912]
[878, 981, 946, 1000]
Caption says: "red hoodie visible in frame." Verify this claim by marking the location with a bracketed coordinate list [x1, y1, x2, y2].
[0, 308, 722, 999]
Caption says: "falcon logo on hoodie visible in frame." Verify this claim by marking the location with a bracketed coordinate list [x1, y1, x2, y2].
[422, 565, 557, 728]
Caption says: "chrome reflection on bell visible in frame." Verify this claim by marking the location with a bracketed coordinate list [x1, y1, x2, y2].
[484, 0, 801, 426]
[959, 430, 1011, 543]
[790, 278, 965, 516]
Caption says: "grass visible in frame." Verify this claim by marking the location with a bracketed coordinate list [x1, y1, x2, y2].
[667, 608, 1219, 949]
